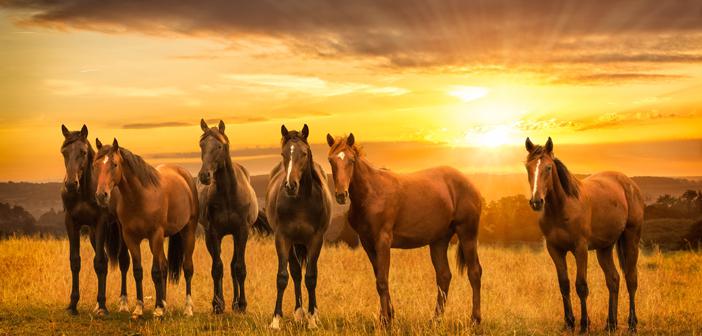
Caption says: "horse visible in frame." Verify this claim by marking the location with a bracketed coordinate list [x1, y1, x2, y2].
[197, 119, 272, 314]
[524, 137, 644, 332]
[60, 125, 130, 316]
[93, 138, 199, 319]
[266, 124, 332, 330]
[326, 133, 483, 326]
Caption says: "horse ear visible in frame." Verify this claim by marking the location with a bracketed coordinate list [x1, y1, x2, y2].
[301, 124, 309, 139]
[545, 137, 553, 153]
[326, 133, 335, 147]
[112, 138, 119, 151]
[218, 120, 225, 133]
[61, 124, 70, 137]
[281, 125, 289, 138]
[95, 138, 102, 150]
[347, 133, 355, 146]
[200, 119, 208, 132]
[525, 137, 535, 152]
[79, 124, 88, 138]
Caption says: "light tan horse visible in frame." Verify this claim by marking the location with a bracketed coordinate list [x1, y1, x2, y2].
[525, 137, 644, 332]
[94, 138, 199, 319]
[326, 133, 483, 326]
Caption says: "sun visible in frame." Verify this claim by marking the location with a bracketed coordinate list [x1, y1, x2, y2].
[448, 86, 489, 102]
[461, 125, 517, 148]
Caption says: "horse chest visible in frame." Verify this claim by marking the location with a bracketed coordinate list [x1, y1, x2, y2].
[67, 202, 100, 226]
[207, 201, 248, 227]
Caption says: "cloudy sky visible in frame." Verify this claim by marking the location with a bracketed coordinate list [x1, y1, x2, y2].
[0, 1, 701, 181]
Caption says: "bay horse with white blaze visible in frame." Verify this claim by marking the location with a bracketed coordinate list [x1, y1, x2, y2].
[326, 133, 483, 326]
[266, 124, 332, 330]
[197, 119, 272, 314]
[93, 138, 199, 319]
[60, 125, 130, 315]
[524, 137, 643, 332]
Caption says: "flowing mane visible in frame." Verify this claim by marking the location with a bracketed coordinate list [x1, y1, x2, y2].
[96, 145, 160, 187]
[527, 145, 580, 198]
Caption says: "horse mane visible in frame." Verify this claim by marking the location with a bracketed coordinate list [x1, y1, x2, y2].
[61, 132, 95, 197]
[96, 146, 160, 187]
[200, 128, 229, 145]
[282, 133, 323, 187]
[330, 135, 364, 157]
[528, 145, 580, 198]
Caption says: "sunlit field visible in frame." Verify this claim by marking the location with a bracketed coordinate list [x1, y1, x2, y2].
[1, 237, 701, 335]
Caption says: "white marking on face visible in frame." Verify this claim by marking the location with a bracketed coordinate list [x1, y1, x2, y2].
[532, 159, 541, 198]
[103, 156, 109, 164]
[286, 144, 295, 185]
[337, 151, 346, 160]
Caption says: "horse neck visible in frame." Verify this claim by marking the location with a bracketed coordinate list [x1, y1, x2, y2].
[544, 165, 569, 216]
[348, 157, 380, 205]
[214, 154, 238, 196]
[115, 165, 149, 205]
[298, 153, 316, 197]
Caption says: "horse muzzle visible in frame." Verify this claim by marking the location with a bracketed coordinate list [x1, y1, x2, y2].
[198, 171, 212, 185]
[284, 181, 299, 197]
[529, 197, 544, 211]
[335, 191, 349, 204]
[95, 191, 110, 207]
[65, 180, 79, 192]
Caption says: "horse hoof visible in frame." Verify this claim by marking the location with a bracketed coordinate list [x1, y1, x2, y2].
[307, 311, 320, 330]
[212, 305, 224, 314]
[118, 295, 129, 313]
[269, 315, 282, 330]
[184, 295, 193, 317]
[232, 301, 246, 313]
[605, 322, 617, 332]
[66, 306, 78, 316]
[293, 308, 306, 323]
[131, 300, 144, 320]
[93, 303, 109, 317]
[153, 307, 166, 319]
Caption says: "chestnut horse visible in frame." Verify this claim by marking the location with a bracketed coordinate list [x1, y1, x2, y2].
[60, 125, 130, 315]
[326, 133, 483, 325]
[197, 119, 272, 314]
[93, 138, 199, 319]
[525, 137, 643, 332]
[266, 125, 332, 330]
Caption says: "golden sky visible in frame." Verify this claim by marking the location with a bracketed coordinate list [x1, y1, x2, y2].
[0, 1, 701, 181]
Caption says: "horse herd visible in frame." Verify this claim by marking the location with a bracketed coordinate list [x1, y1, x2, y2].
[59, 121, 644, 332]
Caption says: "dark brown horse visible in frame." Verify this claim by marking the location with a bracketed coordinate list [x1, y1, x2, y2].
[326, 133, 483, 326]
[525, 137, 644, 332]
[93, 138, 199, 319]
[60, 125, 130, 316]
[197, 119, 271, 314]
[266, 125, 332, 330]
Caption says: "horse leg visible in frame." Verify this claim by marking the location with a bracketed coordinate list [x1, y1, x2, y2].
[374, 231, 394, 327]
[546, 242, 575, 330]
[574, 244, 590, 333]
[429, 237, 452, 319]
[182, 224, 196, 317]
[270, 233, 291, 330]
[65, 215, 81, 315]
[118, 239, 130, 312]
[456, 232, 482, 323]
[123, 234, 144, 320]
[596, 247, 620, 331]
[149, 231, 168, 318]
[288, 245, 305, 322]
[231, 225, 249, 312]
[619, 227, 640, 332]
[304, 235, 324, 329]
[205, 228, 225, 314]
[93, 219, 109, 316]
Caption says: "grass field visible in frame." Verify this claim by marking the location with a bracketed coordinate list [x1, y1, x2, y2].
[1, 237, 701, 335]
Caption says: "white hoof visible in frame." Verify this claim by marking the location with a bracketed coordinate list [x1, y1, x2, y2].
[293, 307, 306, 322]
[118, 295, 129, 313]
[93, 303, 107, 317]
[269, 315, 282, 330]
[131, 300, 144, 320]
[184, 295, 193, 317]
[153, 307, 165, 318]
[307, 310, 320, 330]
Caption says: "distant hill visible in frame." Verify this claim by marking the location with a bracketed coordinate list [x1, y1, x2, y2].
[2, 175, 701, 217]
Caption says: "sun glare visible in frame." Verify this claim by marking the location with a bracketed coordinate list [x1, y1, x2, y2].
[462, 125, 517, 148]
[448, 86, 489, 102]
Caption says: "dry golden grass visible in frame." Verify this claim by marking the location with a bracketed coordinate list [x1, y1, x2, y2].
[0, 236, 701, 335]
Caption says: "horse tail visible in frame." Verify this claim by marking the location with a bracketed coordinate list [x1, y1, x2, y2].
[252, 210, 273, 236]
[456, 239, 468, 274]
[105, 218, 121, 268]
[168, 231, 184, 283]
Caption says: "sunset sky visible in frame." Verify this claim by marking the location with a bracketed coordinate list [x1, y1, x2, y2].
[0, 1, 701, 181]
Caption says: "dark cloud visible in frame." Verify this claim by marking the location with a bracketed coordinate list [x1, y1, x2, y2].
[3, 0, 702, 69]
[553, 73, 688, 85]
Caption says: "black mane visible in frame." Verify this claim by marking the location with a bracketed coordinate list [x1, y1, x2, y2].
[96, 146, 160, 187]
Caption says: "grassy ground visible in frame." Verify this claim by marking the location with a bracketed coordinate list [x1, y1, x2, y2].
[0, 237, 701, 335]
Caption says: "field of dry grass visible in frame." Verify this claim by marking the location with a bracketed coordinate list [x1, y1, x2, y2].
[1, 236, 701, 335]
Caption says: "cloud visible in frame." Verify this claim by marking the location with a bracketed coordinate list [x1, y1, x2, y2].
[122, 122, 190, 129]
[222, 73, 409, 96]
[552, 73, 688, 85]
[5, 0, 702, 70]
[45, 79, 183, 97]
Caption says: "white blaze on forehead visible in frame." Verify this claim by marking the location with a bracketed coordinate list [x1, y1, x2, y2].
[532, 159, 541, 198]
[286, 144, 295, 185]
[103, 156, 109, 164]
[337, 151, 346, 160]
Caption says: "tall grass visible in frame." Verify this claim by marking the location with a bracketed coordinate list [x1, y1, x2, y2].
[0, 237, 701, 335]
